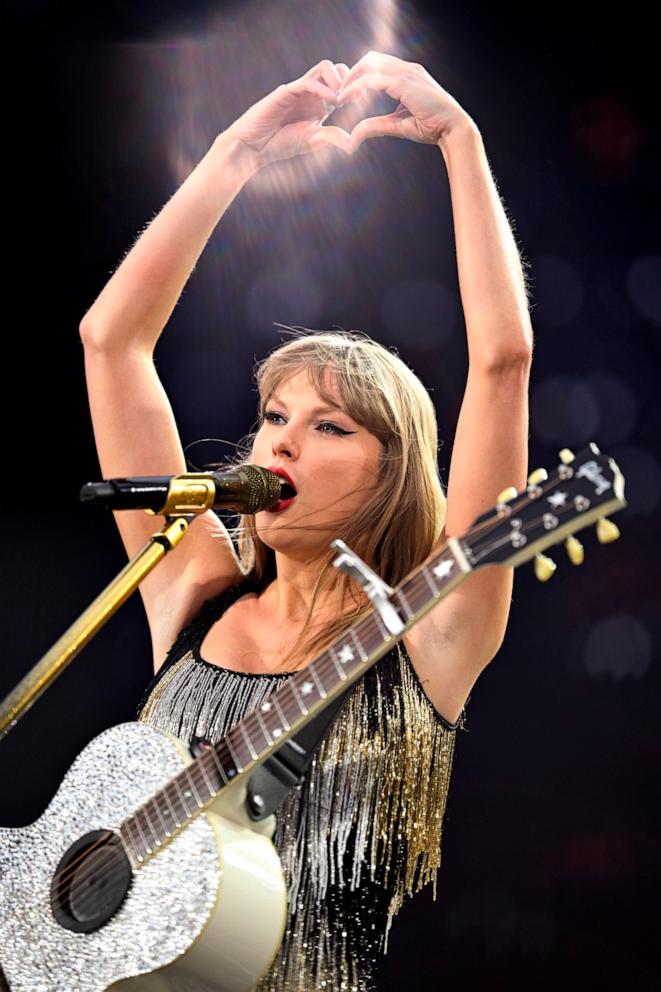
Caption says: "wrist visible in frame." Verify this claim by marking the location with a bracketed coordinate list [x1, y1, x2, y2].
[211, 128, 264, 182]
[437, 115, 481, 165]
[441, 114, 480, 143]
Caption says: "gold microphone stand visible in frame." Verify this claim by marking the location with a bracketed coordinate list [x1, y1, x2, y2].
[0, 474, 231, 739]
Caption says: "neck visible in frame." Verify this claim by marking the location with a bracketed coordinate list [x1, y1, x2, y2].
[266, 550, 363, 625]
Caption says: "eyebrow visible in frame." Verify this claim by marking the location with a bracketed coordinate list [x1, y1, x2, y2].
[269, 394, 346, 416]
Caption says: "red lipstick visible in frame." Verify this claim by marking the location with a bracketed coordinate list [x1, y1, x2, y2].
[266, 466, 298, 512]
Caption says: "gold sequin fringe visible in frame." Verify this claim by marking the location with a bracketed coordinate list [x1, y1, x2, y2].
[256, 643, 458, 991]
[137, 643, 459, 992]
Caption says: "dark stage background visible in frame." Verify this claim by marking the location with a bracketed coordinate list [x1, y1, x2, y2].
[2, 2, 659, 989]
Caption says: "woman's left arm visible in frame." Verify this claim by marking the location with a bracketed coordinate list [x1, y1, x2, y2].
[436, 121, 533, 667]
[337, 54, 534, 707]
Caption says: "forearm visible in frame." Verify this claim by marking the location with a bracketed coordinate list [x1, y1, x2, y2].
[79, 130, 259, 354]
[438, 120, 534, 369]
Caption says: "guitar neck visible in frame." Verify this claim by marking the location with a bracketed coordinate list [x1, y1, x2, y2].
[120, 540, 470, 862]
[119, 440, 628, 864]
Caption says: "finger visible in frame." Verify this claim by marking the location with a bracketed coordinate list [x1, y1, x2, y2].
[338, 51, 401, 93]
[290, 77, 344, 106]
[304, 58, 343, 93]
[337, 72, 402, 106]
[349, 113, 407, 152]
[320, 67, 350, 119]
[309, 124, 352, 156]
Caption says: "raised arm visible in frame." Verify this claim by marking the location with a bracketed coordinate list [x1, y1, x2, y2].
[80, 58, 350, 349]
[336, 52, 533, 719]
[412, 121, 533, 719]
[79, 61, 351, 673]
[79, 132, 259, 672]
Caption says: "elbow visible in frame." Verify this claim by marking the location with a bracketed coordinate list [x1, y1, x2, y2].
[484, 347, 533, 376]
[79, 317, 99, 348]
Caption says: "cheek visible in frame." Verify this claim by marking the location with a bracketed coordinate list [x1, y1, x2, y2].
[340, 453, 381, 494]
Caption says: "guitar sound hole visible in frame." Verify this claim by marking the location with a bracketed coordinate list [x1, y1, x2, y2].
[50, 829, 133, 934]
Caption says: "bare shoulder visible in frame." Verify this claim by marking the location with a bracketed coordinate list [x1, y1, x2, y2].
[146, 509, 245, 674]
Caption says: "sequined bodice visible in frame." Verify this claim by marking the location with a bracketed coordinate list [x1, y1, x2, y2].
[136, 578, 465, 992]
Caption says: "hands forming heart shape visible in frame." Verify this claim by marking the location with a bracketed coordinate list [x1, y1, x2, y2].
[227, 50, 475, 170]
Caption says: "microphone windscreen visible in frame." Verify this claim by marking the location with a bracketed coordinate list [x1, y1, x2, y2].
[232, 465, 283, 513]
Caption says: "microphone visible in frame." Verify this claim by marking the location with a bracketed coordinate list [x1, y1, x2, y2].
[79, 464, 291, 515]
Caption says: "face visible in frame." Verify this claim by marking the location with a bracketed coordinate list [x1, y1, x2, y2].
[250, 368, 384, 561]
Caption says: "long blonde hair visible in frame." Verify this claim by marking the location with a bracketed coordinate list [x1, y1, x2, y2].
[227, 327, 447, 671]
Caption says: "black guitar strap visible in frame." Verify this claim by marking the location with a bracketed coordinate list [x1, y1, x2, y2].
[244, 684, 354, 821]
[191, 684, 354, 822]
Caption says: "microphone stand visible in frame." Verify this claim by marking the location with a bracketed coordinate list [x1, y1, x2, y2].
[0, 474, 223, 740]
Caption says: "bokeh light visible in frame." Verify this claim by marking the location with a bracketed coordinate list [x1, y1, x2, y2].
[583, 614, 653, 681]
[582, 372, 639, 446]
[625, 255, 661, 326]
[531, 375, 600, 446]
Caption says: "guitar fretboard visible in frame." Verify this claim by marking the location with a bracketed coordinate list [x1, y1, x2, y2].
[120, 541, 469, 863]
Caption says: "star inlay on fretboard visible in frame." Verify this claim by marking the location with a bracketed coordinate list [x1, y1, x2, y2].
[432, 559, 454, 579]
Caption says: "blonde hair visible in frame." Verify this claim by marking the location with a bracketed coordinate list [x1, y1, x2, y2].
[227, 327, 447, 671]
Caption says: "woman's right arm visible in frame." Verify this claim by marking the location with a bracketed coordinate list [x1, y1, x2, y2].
[79, 132, 261, 673]
[79, 63, 348, 673]
[79, 58, 348, 349]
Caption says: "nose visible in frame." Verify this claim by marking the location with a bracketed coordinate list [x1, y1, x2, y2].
[271, 424, 299, 460]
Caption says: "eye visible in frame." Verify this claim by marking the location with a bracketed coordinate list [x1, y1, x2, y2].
[317, 421, 349, 436]
[262, 410, 351, 436]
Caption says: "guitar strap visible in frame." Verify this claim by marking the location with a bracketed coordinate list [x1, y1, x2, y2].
[244, 684, 354, 821]
[191, 686, 353, 821]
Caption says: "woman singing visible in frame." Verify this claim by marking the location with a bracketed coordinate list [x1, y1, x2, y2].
[80, 52, 533, 992]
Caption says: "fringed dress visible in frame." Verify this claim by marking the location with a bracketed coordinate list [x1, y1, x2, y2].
[136, 577, 467, 992]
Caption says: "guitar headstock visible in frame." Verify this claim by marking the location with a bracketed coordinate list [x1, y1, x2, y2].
[461, 442, 627, 580]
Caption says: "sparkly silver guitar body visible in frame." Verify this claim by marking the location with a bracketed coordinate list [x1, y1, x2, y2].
[0, 721, 287, 992]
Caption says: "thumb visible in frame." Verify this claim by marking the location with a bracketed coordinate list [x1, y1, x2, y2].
[309, 124, 353, 156]
[349, 113, 405, 153]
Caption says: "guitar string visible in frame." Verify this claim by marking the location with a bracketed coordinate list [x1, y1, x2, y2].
[234, 470, 578, 752]
[47, 472, 571, 911]
[47, 473, 581, 916]
[46, 472, 572, 907]
[46, 606, 379, 905]
[46, 595, 388, 909]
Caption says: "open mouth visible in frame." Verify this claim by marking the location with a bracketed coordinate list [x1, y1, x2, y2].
[265, 480, 298, 513]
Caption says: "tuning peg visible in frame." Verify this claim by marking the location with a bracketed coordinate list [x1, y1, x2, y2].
[528, 468, 548, 485]
[559, 449, 575, 464]
[596, 517, 620, 543]
[497, 486, 519, 503]
[534, 553, 557, 581]
[565, 535, 584, 565]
